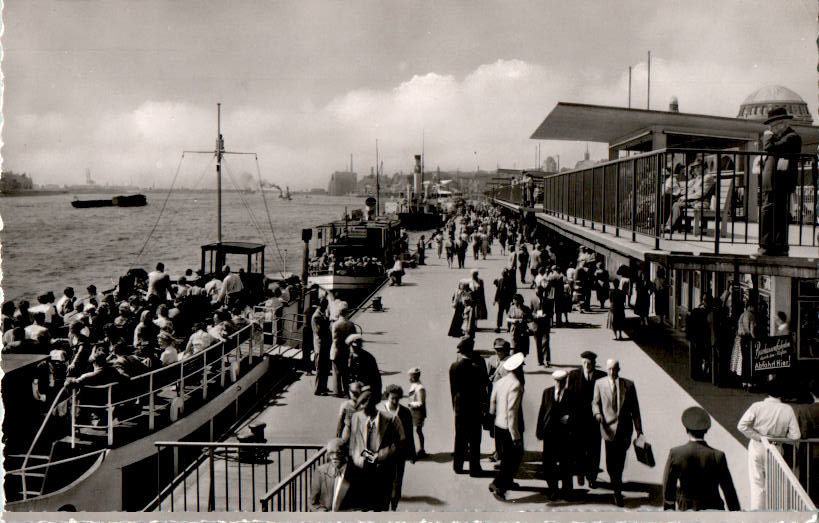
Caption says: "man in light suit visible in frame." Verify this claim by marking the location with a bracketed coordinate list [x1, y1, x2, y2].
[345, 395, 405, 511]
[489, 352, 525, 501]
[331, 302, 356, 398]
[592, 358, 643, 507]
[535, 369, 576, 499]
[310, 438, 355, 511]
[662, 406, 740, 511]
[567, 350, 607, 487]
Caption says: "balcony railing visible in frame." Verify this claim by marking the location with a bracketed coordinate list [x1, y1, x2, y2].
[148, 442, 325, 511]
[493, 149, 818, 254]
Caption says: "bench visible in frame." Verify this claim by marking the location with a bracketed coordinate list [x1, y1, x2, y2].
[684, 173, 739, 236]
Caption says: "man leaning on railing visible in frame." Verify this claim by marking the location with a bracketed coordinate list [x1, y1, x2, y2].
[737, 378, 801, 510]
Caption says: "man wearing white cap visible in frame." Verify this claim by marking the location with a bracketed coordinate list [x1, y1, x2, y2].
[489, 352, 525, 500]
[592, 358, 643, 507]
[536, 369, 576, 499]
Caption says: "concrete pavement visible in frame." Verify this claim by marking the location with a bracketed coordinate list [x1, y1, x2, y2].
[245, 242, 752, 512]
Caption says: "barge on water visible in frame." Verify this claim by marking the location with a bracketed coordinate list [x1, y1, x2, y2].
[71, 194, 147, 208]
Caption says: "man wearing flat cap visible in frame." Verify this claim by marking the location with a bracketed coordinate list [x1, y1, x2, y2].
[536, 369, 576, 499]
[347, 334, 382, 399]
[449, 335, 489, 476]
[759, 106, 802, 256]
[567, 350, 607, 487]
[662, 406, 740, 511]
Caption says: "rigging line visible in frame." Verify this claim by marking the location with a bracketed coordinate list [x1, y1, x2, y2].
[129, 154, 185, 271]
[221, 158, 285, 274]
[220, 158, 270, 243]
[131, 153, 215, 269]
[254, 156, 288, 270]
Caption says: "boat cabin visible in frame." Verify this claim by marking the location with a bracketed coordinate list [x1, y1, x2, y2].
[200, 241, 266, 301]
[313, 217, 402, 264]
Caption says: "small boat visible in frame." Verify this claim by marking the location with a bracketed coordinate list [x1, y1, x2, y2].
[71, 194, 147, 208]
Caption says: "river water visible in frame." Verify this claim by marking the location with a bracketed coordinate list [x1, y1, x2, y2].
[0, 192, 364, 303]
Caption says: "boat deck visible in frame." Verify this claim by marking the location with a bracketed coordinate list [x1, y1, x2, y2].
[165, 240, 763, 513]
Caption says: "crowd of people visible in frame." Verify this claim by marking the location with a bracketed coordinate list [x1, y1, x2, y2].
[1, 263, 302, 427]
[309, 253, 386, 277]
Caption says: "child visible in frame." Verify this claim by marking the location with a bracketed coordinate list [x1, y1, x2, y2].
[407, 367, 427, 458]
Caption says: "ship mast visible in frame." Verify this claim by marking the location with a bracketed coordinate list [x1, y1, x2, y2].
[216, 103, 224, 243]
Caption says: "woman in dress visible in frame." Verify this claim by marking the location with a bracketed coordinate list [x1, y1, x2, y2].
[448, 281, 470, 337]
[608, 278, 626, 340]
[506, 293, 532, 356]
[633, 269, 653, 326]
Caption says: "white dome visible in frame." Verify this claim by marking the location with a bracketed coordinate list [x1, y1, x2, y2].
[737, 85, 812, 124]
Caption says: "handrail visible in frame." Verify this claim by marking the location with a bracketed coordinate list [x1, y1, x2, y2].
[761, 436, 816, 511]
[19, 385, 69, 499]
[7, 449, 107, 475]
[259, 446, 327, 511]
[154, 441, 325, 449]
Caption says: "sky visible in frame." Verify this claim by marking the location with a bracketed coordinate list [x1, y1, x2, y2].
[1, 0, 816, 190]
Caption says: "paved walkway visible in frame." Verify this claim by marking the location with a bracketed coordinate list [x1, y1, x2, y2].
[246, 244, 752, 512]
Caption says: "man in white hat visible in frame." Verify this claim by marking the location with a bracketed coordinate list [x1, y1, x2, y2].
[488, 352, 525, 500]
[592, 358, 643, 507]
[535, 369, 576, 500]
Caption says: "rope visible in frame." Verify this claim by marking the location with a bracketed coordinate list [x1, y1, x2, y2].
[255, 156, 288, 272]
[129, 154, 186, 271]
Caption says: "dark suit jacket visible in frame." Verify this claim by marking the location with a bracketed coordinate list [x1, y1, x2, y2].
[449, 353, 489, 419]
[796, 402, 819, 438]
[535, 386, 576, 444]
[309, 462, 353, 511]
[348, 347, 382, 396]
[762, 125, 802, 193]
[347, 409, 405, 511]
[567, 367, 606, 422]
[592, 376, 642, 442]
[662, 440, 740, 511]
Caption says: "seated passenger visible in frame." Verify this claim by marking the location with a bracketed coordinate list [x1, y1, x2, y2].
[666, 160, 717, 232]
[25, 312, 49, 340]
[158, 331, 179, 366]
[110, 342, 150, 377]
[133, 310, 159, 350]
[66, 349, 128, 388]
[184, 322, 216, 356]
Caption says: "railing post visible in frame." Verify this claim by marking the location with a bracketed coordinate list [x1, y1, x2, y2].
[71, 388, 77, 448]
[654, 155, 661, 250]
[715, 155, 721, 254]
[107, 385, 114, 447]
[615, 162, 620, 237]
[149, 374, 155, 431]
[179, 362, 185, 410]
[220, 344, 226, 387]
[208, 447, 215, 512]
[202, 351, 209, 400]
[601, 167, 607, 233]
[632, 158, 637, 242]
[248, 322, 254, 365]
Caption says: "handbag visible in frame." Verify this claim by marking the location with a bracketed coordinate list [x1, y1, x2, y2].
[633, 434, 655, 467]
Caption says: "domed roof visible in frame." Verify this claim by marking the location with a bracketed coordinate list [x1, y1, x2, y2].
[737, 85, 812, 125]
[742, 85, 805, 105]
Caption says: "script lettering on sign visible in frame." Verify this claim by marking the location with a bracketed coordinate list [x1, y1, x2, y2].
[753, 335, 793, 373]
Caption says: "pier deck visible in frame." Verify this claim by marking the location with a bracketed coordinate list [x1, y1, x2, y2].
[224, 242, 755, 513]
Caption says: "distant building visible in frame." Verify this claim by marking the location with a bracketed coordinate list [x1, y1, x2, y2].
[327, 171, 357, 196]
[737, 85, 813, 125]
[309, 188, 327, 194]
[0, 171, 34, 192]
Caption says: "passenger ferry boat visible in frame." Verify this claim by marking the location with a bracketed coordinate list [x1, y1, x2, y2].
[3, 105, 307, 512]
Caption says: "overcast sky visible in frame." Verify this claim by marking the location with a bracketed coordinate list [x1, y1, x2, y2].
[1, 0, 816, 189]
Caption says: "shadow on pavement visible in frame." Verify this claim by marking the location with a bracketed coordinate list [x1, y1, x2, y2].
[420, 451, 453, 464]
[400, 495, 445, 505]
[624, 318, 764, 446]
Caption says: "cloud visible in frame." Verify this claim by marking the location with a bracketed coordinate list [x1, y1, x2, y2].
[5, 55, 815, 189]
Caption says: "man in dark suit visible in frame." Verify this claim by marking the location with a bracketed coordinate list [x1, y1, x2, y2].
[449, 335, 489, 476]
[567, 350, 607, 487]
[310, 438, 355, 511]
[536, 369, 576, 499]
[345, 396, 405, 511]
[347, 334, 382, 399]
[311, 298, 332, 395]
[331, 303, 357, 397]
[592, 358, 643, 507]
[758, 105, 802, 256]
[662, 406, 740, 511]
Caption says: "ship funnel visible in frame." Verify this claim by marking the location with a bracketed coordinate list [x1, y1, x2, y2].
[413, 155, 422, 198]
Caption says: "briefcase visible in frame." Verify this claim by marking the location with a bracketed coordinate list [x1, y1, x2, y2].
[633, 434, 655, 467]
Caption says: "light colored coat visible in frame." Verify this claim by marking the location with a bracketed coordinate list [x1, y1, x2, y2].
[591, 376, 642, 442]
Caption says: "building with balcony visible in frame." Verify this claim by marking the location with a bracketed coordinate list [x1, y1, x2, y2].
[495, 87, 819, 387]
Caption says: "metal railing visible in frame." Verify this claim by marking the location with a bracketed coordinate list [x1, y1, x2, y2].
[259, 447, 328, 512]
[762, 436, 817, 511]
[493, 149, 818, 254]
[766, 436, 819, 509]
[148, 442, 325, 512]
